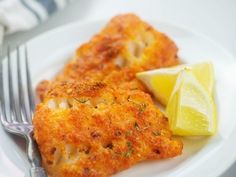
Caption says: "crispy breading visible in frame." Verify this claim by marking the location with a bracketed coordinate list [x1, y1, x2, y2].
[33, 81, 182, 177]
[33, 14, 183, 177]
[59, 13, 179, 81]
[37, 14, 179, 99]
[74, 13, 179, 70]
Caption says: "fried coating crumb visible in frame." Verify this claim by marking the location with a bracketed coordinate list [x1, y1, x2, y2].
[37, 14, 179, 99]
[33, 82, 182, 177]
[33, 14, 183, 177]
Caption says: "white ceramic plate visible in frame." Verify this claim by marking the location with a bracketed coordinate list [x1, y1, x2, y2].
[1, 20, 236, 177]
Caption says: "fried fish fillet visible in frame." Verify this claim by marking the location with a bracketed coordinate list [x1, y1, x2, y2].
[33, 81, 182, 177]
[37, 14, 179, 99]
[34, 14, 183, 177]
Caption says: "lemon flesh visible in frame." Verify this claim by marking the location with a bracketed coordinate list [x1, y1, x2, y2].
[137, 69, 179, 105]
[166, 70, 216, 136]
[136, 62, 214, 105]
[192, 62, 214, 94]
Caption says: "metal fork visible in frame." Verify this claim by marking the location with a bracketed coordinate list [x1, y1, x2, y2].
[0, 46, 47, 177]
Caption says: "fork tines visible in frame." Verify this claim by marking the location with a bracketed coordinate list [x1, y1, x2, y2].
[0, 45, 35, 127]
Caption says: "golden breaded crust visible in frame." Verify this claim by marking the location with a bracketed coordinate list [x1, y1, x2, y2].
[33, 82, 182, 177]
[37, 14, 179, 99]
[74, 13, 179, 70]
[34, 14, 183, 177]
[60, 14, 179, 79]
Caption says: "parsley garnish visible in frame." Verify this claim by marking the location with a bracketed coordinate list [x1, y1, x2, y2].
[75, 98, 89, 103]
[138, 103, 147, 114]
[124, 141, 133, 157]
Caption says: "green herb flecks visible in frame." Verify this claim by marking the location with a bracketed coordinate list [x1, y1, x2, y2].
[127, 96, 147, 114]
[125, 130, 132, 136]
[138, 103, 147, 114]
[124, 150, 132, 158]
[124, 141, 133, 157]
[75, 98, 89, 104]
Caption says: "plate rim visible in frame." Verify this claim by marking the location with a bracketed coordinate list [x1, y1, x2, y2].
[3, 18, 236, 177]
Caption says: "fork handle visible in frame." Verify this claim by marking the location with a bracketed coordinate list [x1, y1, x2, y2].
[30, 167, 47, 177]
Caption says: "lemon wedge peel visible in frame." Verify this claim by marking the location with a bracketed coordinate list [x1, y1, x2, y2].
[166, 70, 217, 136]
[136, 62, 217, 136]
[136, 62, 214, 106]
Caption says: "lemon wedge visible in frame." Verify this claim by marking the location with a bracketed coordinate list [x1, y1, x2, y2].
[166, 70, 216, 136]
[136, 62, 214, 105]
[192, 62, 214, 94]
